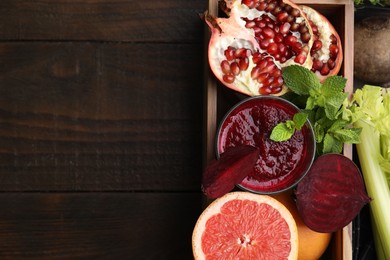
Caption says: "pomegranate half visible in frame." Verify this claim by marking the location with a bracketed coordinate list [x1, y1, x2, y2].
[205, 0, 314, 96]
[300, 5, 343, 82]
[205, 0, 344, 96]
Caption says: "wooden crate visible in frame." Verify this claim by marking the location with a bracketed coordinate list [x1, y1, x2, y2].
[202, 0, 355, 259]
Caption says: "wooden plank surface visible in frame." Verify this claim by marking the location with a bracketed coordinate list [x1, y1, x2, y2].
[0, 192, 202, 258]
[0, 41, 204, 191]
[0, 0, 206, 42]
[0, 0, 207, 257]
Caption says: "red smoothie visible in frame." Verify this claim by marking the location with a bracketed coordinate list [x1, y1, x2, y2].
[217, 96, 315, 194]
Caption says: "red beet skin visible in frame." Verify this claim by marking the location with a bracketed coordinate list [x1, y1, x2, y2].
[202, 145, 260, 199]
[295, 153, 371, 233]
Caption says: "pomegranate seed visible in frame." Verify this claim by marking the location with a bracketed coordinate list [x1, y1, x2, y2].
[312, 40, 323, 51]
[280, 56, 287, 63]
[299, 25, 308, 34]
[276, 12, 288, 23]
[329, 44, 339, 59]
[259, 86, 272, 95]
[279, 23, 291, 34]
[311, 24, 319, 35]
[262, 27, 275, 39]
[260, 38, 271, 49]
[284, 4, 292, 13]
[271, 69, 281, 78]
[230, 62, 240, 75]
[264, 63, 276, 73]
[246, 0, 257, 8]
[271, 86, 282, 94]
[256, 19, 267, 28]
[290, 23, 299, 32]
[257, 73, 269, 83]
[264, 76, 275, 86]
[221, 60, 231, 74]
[267, 42, 278, 55]
[239, 57, 250, 71]
[257, 2, 267, 11]
[330, 34, 337, 44]
[327, 59, 335, 69]
[292, 42, 302, 53]
[251, 67, 261, 80]
[235, 48, 251, 58]
[312, 59, 323, 71]
[274, 75, 284, 86]
[294, 53, 307, 64]
[224, 47, 235, 61]
[273, 6, 282, 14]
[320, 63, 330, 75]
[242, 0, 251, 7]
[290, 8, 300, 17]
[252, 52, 262, 64]
[278, 43, 287, 56]
[284, 35, 297, 46]
[256, 60, 268, 70]
[266, 2, 275, 12]
[301, 32, 311, 43]
[223, 74, 235, 84]
[267, 22, 275, 30]
[286, 15, 294, 23]
[262, 15, 272, 23]
[274, 33, 284, 43]
[253, 27, 262, 36]
[245, 20, 257, 29]
[265, 56, 274, 63]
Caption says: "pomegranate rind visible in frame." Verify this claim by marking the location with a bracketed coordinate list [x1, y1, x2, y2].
[300, 5, 343, 82]
[295, 154, 370, 233]
[192, 192, 299, 260]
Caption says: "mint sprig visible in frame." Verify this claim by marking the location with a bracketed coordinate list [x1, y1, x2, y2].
[281, 65, 361, 155]
[270, 112, 308, 142]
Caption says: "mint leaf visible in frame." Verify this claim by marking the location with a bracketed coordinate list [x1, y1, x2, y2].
[324, 92, 348, 120]
[314, 121, 325, 143]
[306, 96, 317, 110]
[328, 119, 349, 132]
[322, 76, 347, 95]
[293, 112, 308, 130]
[323, 133, 343, 154]
[333, 128, 362, 144]
[282, 65, 321, 95]
[270, 122, 294, 142]
[280, 65, 362, 156]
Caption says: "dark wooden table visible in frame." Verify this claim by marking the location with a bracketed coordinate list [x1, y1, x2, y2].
[0, 0, 207, 258]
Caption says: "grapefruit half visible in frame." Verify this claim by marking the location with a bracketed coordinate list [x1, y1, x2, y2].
[192, 192, 298, 259]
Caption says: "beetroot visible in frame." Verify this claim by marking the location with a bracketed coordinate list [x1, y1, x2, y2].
[295, 153, 371, 233]
[202, 145, 260, 199]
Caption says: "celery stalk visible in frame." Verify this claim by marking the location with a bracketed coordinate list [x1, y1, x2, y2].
[371, 212, 386, 260]
[355, 119, 390, 259]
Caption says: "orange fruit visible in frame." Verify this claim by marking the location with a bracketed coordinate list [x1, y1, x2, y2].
[272, 190, 332, 260]
[192, 191, 298, 259]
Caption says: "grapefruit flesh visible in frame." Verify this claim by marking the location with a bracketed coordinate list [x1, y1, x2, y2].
[192, 192, 298, 259]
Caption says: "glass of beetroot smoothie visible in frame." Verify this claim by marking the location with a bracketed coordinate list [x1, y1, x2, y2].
[216, 96, 316, 194]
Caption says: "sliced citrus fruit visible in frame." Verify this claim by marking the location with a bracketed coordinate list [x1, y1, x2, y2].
[192, 192, 298, 259]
